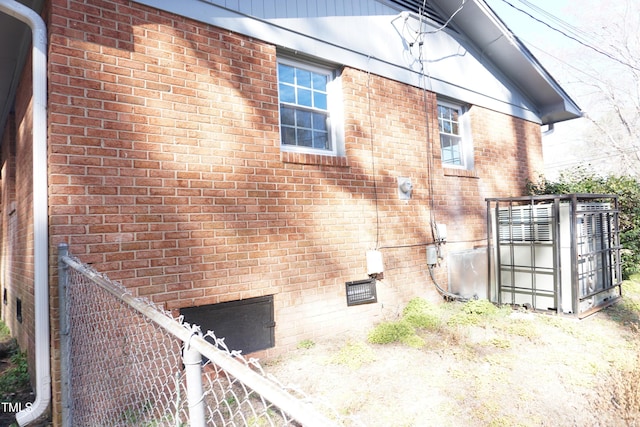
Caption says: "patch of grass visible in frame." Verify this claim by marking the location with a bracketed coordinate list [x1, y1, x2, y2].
[604, 280, 640, 326]
[297, 339, 315, 350]
[0, 346, 29, 400]
[593, 351, 640, 426]
[0, 323, 10, 342]
[368, 298, 443, 347]
[626, 274, 640, 288]
[502, 319, 540, 340]
[402, 298, 441, 330]
[447, 299, 506, 327]
[367, 320, 414, 345]
[400, 334, 425, 349]
[462, 299, 500, 316]
[329, 341, 375, 370]
[447, 310, 483, 326]
[486, 338, 511, 349]
[591, 281, 640, 425]
[247, 408, 277, 427]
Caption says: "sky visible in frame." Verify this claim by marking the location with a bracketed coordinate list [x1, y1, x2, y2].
[484, 0, 571, 45]
[482, 0, 613, 178]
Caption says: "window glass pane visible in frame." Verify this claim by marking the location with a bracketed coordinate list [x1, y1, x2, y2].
[297, 110, 312, 128]
[313, 73, 327, 91]
[281, 127, 296, 145]
[297, 129, 312, 147]
[280, 106, 295, 126]
[297, 88, 312, 107]
[440, 134, 462, 165]
[312, 112, 327, 131]
[296, 68, 311, 87]
[279, 83, 295, 104]
[313, 132, 329, 150]
[278, 64, 294, 84]
[313, 92, 327, 109]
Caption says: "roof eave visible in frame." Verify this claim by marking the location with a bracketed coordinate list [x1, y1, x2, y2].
[434, 0, 581, 125]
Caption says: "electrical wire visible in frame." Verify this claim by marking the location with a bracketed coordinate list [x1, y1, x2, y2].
[496, 0, 640, 73]
[366, 56, 381, 249]
[429, 265, 471, 302]
[413, 1, 470, 303]
[515, 0, 603, 47]
[421, 0, 467, 35]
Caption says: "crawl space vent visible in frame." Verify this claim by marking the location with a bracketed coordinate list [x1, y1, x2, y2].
[346, 278, 377, 306]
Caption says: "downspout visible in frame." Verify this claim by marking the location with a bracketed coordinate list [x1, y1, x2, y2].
[0, 1, 50, 425]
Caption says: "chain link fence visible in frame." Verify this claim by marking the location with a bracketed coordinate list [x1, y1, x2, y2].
[58, 243, 340, 427]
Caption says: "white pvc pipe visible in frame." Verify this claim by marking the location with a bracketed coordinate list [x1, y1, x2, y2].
[183, 337, 206, 427]
[0, 1, 50, 425]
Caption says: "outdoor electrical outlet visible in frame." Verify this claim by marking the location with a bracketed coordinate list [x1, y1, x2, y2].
[397, 177, 413, 200]
[426, 245, 438, 266]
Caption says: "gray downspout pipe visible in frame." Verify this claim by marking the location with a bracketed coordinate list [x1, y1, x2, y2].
[0, 1, 50, 425]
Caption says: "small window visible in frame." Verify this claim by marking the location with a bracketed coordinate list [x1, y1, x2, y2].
[277, 57, 343, 156]
[16, 298, 22, 323]
[437, 101, 473, 170]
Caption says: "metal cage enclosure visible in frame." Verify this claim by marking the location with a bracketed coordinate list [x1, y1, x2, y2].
[486, 194, 622, 317]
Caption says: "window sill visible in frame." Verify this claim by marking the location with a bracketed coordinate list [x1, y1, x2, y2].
[443, 168, 479, 178]
[281, 151, 349, 167]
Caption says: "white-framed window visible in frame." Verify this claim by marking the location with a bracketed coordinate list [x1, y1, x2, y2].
[437, 100, 473, 170]
[277, 57, 343, 156]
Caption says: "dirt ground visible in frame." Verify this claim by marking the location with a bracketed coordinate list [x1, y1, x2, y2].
[265, 295, 640, 427]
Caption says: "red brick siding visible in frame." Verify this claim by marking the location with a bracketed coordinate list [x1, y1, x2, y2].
[47, 0, 544, 339]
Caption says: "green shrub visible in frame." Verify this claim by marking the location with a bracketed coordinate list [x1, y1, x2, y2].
[462, 299, 499, 316]
[402, 298, 441, 330]
[367, 320, 414, 344]
[447, 311, 481, 327]
[528, 168, 640, 278]
[446, 300, 501, 326]
[0, 348, 29, 400]
[0, 322, 10, 342]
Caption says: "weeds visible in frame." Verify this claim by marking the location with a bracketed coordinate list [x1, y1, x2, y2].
[367, 297, 445, 347]
[447, 299, 505, 326]
[590, 278, 640, 425]
[367, 320, 414, 345]
[0, 344, 29, 401]
[328, 341, 375, 369]
[296, 339, 315, 350]
[0, 323, 10, 341]
[593, 344, 640, 425]
[402, 298, 441, 330]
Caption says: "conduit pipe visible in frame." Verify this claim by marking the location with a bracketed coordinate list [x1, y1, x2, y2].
[0, 1, 50, 425]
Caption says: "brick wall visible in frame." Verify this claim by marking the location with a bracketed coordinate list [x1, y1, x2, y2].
[47, 0, 544, 345]
[43, 0, 543, 422]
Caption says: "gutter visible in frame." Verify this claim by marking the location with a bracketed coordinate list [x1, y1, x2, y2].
[0, 1, 50, 425]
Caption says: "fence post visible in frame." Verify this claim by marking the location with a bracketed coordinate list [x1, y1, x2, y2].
[57, 243, 72, 427]
[184, 333, 206, 427]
